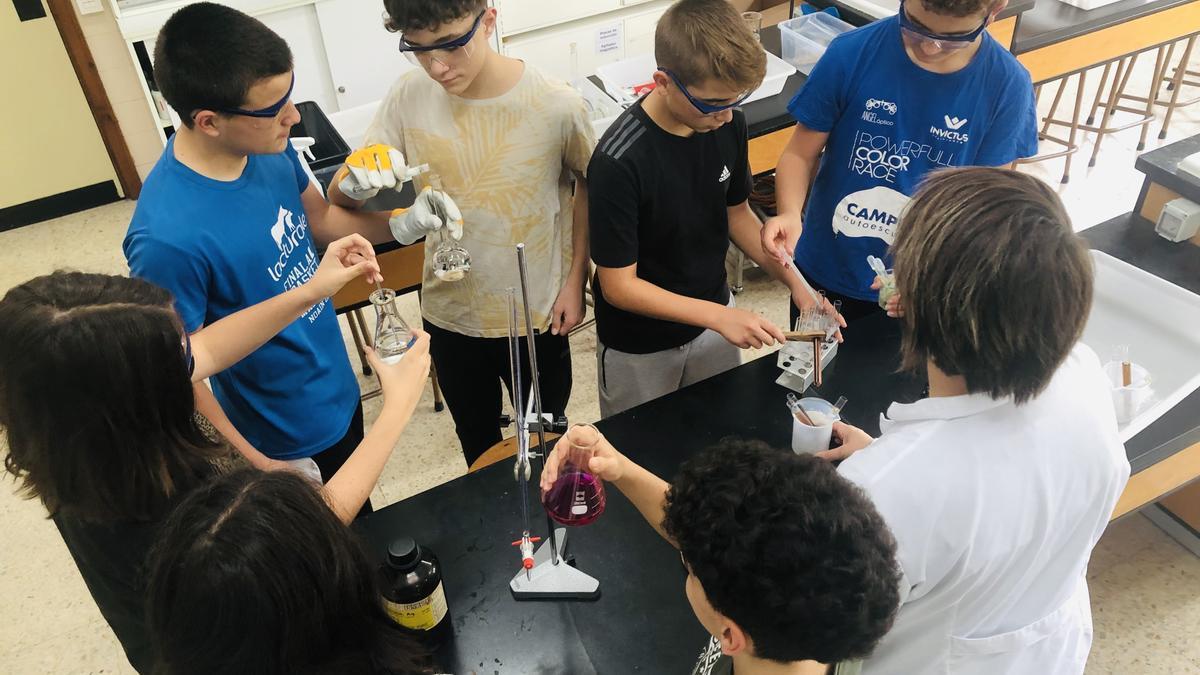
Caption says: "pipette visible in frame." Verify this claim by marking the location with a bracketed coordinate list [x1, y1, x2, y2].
[787, 259, 823, 307]
[866, 255, 889, 280]
[831, 396, 848, 417]
[786, 393, 817, 426]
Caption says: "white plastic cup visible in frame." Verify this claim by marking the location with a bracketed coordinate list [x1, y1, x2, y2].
[1102, 361, 1152, 424]
[791, 397, 839, 454]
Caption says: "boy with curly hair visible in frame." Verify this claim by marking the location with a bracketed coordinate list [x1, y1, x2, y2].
[543, 434, 901, 674]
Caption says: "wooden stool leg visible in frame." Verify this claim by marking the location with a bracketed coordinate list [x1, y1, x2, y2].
[1138, 47, 1168, 151]
[430, 364, 445, 413]
[1086, 61, 1113, 126]
[1089, 56, 1132, 168]
[1159, 36, 1196, 140]
[1042, 78, 1068, 137]
[1062, 70, 1087, 184]
[352, 308, 374, 376]
[347, 309, 372, 376]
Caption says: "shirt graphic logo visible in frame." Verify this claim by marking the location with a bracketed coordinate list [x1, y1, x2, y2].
[833, 186, 910, 245]
[270, 206, 299, 250]
[718, 166, 731, 183]
[862, 98, 897, 126]
[931, 115, 970, 144]
[867, 99, 897, 114]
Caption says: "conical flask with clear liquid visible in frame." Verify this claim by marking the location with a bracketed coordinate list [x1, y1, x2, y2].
[371, 288, 415, 364]
[417, 171, 471, 282]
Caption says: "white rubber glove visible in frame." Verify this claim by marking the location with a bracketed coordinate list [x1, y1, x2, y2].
[336, 144, 410, 201]
[389, 187, 464, 245]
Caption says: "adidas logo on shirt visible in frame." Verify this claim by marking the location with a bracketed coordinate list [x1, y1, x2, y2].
[718, 166, 731, 183]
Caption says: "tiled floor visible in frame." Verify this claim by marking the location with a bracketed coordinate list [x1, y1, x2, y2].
[2, 54, 1199, 673]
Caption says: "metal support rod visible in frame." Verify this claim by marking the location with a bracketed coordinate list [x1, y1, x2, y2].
[516, 244, 560, 564]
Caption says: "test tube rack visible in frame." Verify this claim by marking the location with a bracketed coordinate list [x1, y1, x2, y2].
[775, 337, 838, 393]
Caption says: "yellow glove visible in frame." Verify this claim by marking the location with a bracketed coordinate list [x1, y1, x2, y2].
[335, 144, 413, 201]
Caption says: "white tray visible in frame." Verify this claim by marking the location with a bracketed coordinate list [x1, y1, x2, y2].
[1080, 251, 1200, 442]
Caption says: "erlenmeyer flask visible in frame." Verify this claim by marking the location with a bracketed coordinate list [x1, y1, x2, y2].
[418, 171, 471, 282]
[542, 423, 607, 526]
[371, 288, 415, 364]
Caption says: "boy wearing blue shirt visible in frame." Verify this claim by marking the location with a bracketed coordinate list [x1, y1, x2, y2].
[762, 0, 1038, 323]
[124, 3, 453, 507]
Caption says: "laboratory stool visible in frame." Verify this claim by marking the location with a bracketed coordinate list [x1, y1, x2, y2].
[468, 433, 561, 474]
[1015, 70, 1089, 183]
[1079, 48, 1164, 164]
[1151, 35, 1199, 141]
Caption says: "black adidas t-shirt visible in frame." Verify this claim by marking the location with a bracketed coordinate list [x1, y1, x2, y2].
[588, 101, 753, 354]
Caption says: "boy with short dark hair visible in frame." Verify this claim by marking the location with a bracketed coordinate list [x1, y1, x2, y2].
[543, 434, 901, 675]
[762, 0, 1039, 324]
[125, 3, 452, 504]
[823, 168, 1130, 674]
[331, 0, 595, 466]
[589, 0, 837, 418]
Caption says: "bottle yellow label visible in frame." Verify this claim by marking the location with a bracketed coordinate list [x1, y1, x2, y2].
[385, 582, 448, 631]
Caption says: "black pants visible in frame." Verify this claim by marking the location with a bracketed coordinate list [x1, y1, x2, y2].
[312, 402, 372, 518]
[789, 268, 883, 329]
[425, 320, 572, 466]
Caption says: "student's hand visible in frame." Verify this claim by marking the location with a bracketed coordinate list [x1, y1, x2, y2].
[549, 280, 585, 335]
[336, 144, 410, 201]
[761, 213, 802, 266]
[870, 276, 904, 318]
[540, 426, 627, 491]
[714, 307, 786, 349]
[307, 234, 382, 300]
[367, 330, 431, 417]
[817, 422, 875, 461]
[388, 188, 464, 245]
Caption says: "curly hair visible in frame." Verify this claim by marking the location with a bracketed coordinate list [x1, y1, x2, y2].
[382, 0, 487, 34]
[663, 439, 900, 664]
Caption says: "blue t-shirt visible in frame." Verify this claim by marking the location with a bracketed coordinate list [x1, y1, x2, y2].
[788, 17, 1039, 301]
[124, 139, 358, 460]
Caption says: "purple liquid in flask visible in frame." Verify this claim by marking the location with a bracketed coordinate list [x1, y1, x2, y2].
[542, 424, 606, 526]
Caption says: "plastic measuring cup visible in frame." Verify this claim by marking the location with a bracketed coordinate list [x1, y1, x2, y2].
[791, 397, 839, 454]
[1102, 360, 1152, 424]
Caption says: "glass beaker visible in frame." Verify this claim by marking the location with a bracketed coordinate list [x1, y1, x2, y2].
[542, 423, 607, 526]
[742, 11, 763, 40]
[417, 171, 471, 282]
[370, 288, 415, 364]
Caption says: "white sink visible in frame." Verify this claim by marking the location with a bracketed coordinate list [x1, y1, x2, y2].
[1081, 251, 1200, 442]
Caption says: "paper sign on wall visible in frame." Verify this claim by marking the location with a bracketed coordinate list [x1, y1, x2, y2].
[596, 24, 622, 55]
[75, 0, 105, 14]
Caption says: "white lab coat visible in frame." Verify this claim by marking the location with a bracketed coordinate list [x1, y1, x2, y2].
[839, 344, 1130, 675]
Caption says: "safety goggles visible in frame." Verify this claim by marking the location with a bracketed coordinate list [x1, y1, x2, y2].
[207, 72, 296, 119]
[399, 10, 485, 67]
[659, 68, 752, 115]
[898, 0, 990, 52]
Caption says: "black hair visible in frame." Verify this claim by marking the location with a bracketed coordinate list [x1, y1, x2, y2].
[146, 468, 430, 675]
[663, 439, 901, 664]
[382, 0, 487, 33]
[0, 272, 223, 523]
[153, 2, 293, 127]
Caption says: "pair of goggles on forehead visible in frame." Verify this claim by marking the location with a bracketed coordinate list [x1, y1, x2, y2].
[398, 9, 485, 55]
[898, 0, 991, 50]
[194, 72, 296, 119]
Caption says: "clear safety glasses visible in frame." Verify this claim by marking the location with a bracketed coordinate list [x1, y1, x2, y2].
[898, 0, 990, 52]
[399, 10, 485, 69]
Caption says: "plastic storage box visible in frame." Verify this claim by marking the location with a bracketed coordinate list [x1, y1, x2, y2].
[778, 13, 854, 74]
[596, 50, 796, 107]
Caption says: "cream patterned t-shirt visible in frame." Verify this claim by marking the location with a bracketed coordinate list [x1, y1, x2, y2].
[366, 65, 596, 338]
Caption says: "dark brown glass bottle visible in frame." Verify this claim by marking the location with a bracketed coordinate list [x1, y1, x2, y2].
[380, 537, 452, 645]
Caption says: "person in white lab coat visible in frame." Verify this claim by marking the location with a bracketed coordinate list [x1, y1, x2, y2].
[821, 167, 1130, 674]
